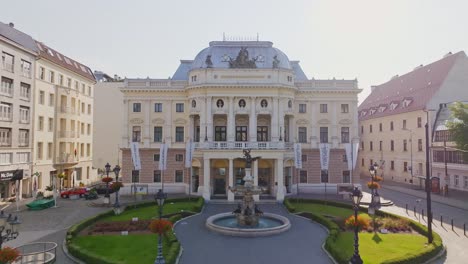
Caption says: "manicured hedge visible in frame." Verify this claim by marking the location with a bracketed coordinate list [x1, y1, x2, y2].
[284, 198, 444, 264]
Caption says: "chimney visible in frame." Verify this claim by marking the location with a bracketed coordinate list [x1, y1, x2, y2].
[371, 86, 377, 92]
[8, 22, 14, 28]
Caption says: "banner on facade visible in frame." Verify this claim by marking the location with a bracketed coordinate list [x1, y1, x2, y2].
[159, 143, 169, 171]
[345, 143, 360, 171]
[319, 143, 331, 170]
[185, 140, 195, 168]
[294, 143, 302, 169]
[130, 142, 141, 170]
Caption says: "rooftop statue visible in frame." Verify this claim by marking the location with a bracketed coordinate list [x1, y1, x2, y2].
[272, 55, 280, 68]
[205, 55, 213, 68]
[229, 47, 257, 69]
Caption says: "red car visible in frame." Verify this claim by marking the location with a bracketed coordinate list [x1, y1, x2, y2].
[60, 188, 87, 198]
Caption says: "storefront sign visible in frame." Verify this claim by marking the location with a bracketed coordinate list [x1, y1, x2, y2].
[0, 170, 23, 181]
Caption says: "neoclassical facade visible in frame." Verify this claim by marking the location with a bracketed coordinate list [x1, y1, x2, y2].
[120, 40, 361, 201]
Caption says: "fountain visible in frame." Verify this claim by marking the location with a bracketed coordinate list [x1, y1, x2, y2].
[205, 149, 291, 237]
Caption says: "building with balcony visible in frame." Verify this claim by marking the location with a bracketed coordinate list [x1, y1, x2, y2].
[0, 22, 36, 200]
[358, 51, 468, 186]
[121, 40, 361, 201]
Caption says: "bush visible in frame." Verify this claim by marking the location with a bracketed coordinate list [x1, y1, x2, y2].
[283, 199, 296, 212]
[344, 215, 370, 231]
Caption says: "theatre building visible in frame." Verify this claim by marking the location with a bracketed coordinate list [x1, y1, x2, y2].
[120, 40, 361, 201]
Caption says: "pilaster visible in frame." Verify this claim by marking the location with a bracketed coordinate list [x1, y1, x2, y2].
[249, 97, 257, 142]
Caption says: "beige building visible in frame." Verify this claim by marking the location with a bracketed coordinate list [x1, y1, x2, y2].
[120, 40, 361, 201]
[358, 51, 468, 186]
[0, 22, 36, 200]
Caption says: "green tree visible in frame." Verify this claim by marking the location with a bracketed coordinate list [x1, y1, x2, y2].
[447, 102, 468, 151]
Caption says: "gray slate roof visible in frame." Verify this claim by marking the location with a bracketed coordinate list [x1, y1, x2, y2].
[0, 22, 38, 53]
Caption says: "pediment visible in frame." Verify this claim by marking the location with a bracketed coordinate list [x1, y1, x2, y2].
[130, 118, 144, 124]
[296, 119, 309, 125]
[339, 119, 352, 125]
[152, 118, 165, 125]
[317, 119, 330, 125]
[174, 118, 187, 125]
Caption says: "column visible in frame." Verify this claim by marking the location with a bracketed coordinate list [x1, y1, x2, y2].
[331, 101, 338, 148]
[289, 116, 295, 142]
[253, 160, 259, 201]
[271, 97, 279, 141]
[276, 158, 285, 201]
[249, 97, 257, 142]
[200, 98, 206, 143]
[122, 99, 129, 147]
[228, 158, 234, 201]
[278, 99, 285, 142]
[164, 100, 172, 144]
[144, 100, 151, 148]
[310, 101, 318, 147]
[206, 97, 213, 141]
[203, 157, 211, 200]
[227, 97, 235, 142]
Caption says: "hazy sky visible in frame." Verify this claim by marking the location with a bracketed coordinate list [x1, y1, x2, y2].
[2, 0, 467, 103]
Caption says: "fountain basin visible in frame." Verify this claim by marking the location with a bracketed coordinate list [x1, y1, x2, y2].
[206, 212, 291, 237]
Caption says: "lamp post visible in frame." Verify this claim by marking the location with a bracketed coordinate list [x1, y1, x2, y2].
[0, 211, 21, 248]
[104, 163, 111, 199]
[113, 165, 121, 209]
[350, 187, 363, 264]
[424, 110, 433, 243]
[155, 189, 167, 264]
[368, 162, 381, 232]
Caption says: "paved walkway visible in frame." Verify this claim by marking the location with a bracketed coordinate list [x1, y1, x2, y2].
[175, 203, 332, 264]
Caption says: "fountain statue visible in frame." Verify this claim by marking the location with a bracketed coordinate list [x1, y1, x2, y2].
[228, 149, 265, 226]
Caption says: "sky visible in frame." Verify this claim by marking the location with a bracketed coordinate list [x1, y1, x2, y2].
[1, 0, 468, 104]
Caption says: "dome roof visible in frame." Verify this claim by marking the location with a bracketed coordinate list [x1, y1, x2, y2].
[190, 41, 292, 70]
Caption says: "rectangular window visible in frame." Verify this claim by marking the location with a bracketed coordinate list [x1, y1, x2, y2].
[67, 78, 72, 88]
[59, 74, 64, 86]
[390, 140, 394, 151]
[88, 86, 92, 96]
[361, 141, 364, 150]
[321, 170, 329, 183]
[236, 126, 248, 142]
[455, 175, 459, 186]
[176, 103, 184, 113]
[341, 127, 349, 143]
[390, 121, 394, 131]
[403, 162, 408, 172]
[379, 123, 382, 132]
[369, 124, 373, 133]
[38, 116, 44, 131]
[49, 71, 55, 83]
[298, 127, 307, 143]
[19, 83, 31, 100]
[132, 126, 141, 142]
[39, 67, 45, 80]
[175, 170, 184, 183]
[215, 126, 227, 141]
[176, 154, 184, 162]
[19, 106, 30, 123]
[81, 84, 85, 94]
[418, 139, 423, 151]
[37, 142, 43, 160]
[39, 91, 45, 105]
[391, 161, 395, 170]
[370, 141, 373, 151]
[17, 152, 30, 163]
[342, 171, 351, 183]
[154, 154, 160, 161]
[1, 52, 14, 72]
[320, 127, 328, 143]
[403, 139, 408, 151]
[87, 144, 91, 157]
[417, 117, 422, 128]
[133, 103, 141, 112]
[379, 141, 383, 151]
[49, 93, 54, 106]
[257, 126, 268, 142]
[343, 154, 348, 162]
[361, 126, 364, 134]
[403, 120, 407, 129]
[320, 104, 328, 113]
[0, 77, 13, 96]
[361, 158, 364, 167]
[0, 103, 12, 121]
[299, 170, 307, 183]
[47, 142, 53, 159]
[88, 104, 91, 115]
[299, 104, 306, 113]
[87, 124, 91, 135]
[464, 176, 468, 188]
[154, 126, 163, 142]
[341, 104, 349, 113]
[0, 128, 11, 146]
[175, 126, 184, 142]
[154, 170, 161, 182]
[154, 103, 163, 112]
[21, 60, 31, 77]
[132, 170, 139, 183]
[0, 153, 12, 164]
[18, 129, 29, 147]
[81, 102, 85, 113]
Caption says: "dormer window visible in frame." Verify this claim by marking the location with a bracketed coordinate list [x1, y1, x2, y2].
[390, 102, 398, 111]
[402, 99, 413, 108]
[370, 109, 376, 115]
[379, 106, 387, 113]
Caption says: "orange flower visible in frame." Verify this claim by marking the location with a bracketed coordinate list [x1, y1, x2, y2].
[345, 215, 370, 230]
[102, 177, 113, 183]
[0, 247, 20, 263]
[367, 181, 380, 189]
[149, 219, 173, 235]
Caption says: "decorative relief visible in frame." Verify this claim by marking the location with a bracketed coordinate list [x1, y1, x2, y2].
[130, 118, 144, 124]
[152, 118, 165, 125]
[296, 119, 309, 125]
[338, 119, 352, 125]
[174, 118, 187, 125]
[317, 119, 330, 125]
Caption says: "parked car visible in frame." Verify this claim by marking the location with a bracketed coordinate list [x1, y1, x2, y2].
[91, 183, 116, 195]
[60, 188, 87, 198]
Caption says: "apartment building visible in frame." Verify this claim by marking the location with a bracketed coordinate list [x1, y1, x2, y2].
[0, 22, 36, 200]
[358, 52, 468, 186]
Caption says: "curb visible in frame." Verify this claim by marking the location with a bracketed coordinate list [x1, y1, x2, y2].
[62, 239, 85, 264]
[173, 203, 205, 264]
[425, 246, 447, 264]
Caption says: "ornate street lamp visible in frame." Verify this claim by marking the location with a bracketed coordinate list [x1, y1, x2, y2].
[155, 189, 167, 264]
[350, 187, 363, 264]
[113, 165, 121, 210]
[0, 211, 21, 248]
[104, 162, 111, 198]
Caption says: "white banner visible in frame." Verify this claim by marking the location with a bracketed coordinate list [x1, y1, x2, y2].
[294, 143, 302, 169]
[159, 143, 169, 171]
[185, 140, 195, 168]
[130, 142, 141, 170]
[319, 143, 331, 170]
[345, 143, 360, 171]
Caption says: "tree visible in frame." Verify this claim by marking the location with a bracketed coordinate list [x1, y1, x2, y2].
[447, 102, 468, 151]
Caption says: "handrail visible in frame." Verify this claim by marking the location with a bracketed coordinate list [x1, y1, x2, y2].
[14, 242, 57, 264]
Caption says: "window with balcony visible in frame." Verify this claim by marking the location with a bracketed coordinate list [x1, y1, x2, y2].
[341, 104, 349, 113]
[176, 103, 184, 113]
[257, 126, 268, 142]
[17, 152, 30, 163]
[18, 129, 29, 147]
[175, 170, 184, 183]
[299, 170, 307, 183]
[133, 103, 141, 112]
[38, 116, 44, 131]
[0, 103, 12, 121]
[154, 170, 161, 182]
[403, 139, 408, 151]
[175, 126, 184, 142]
[154, 103, 162, 112]
[418, 139, 423, 151]
[21, 60, 31, 77]
[236, 126, 247, 142]
[176, 154, 183, 162]
[320, 104, 328, 113]
[0, 77, 13, 96]
[320, 127, 328, 143]
[342, 170, 350, 183]
[39, 91, 45, 105]
[37, 142, 43, 160]
[299, 104, 306, 113]
[2, 52, 14, 72]
[19, 83, 30, 100]
[0, 153, 12, 164]
[298, 127, 307, 143]
[49, 93, 54, 106]
[341, 127, 349, 143]
[132, 126, 141, 142]
[215, 126, 226, 141]
[154, 126, 163, 142]
[321, 170, 329, 183]
[19, 106, 30, 124]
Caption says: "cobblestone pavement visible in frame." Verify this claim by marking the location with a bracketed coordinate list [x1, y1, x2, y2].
[175, 203, 332, 264]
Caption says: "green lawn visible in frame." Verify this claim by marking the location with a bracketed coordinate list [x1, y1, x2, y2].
[330, 232, 432, 264]
[293, 202, 369, 219]
[73, 234, 166, 263]
[102, 201, 198, 222]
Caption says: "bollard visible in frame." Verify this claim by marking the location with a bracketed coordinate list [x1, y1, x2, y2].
[422, 209, 424, 218]
[414, 206, 416, 216]
[406, 204, 408, 213]
[464, 223, 466, 236]
[451, 219, 454, 231]
[441, 215, 443, 227]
